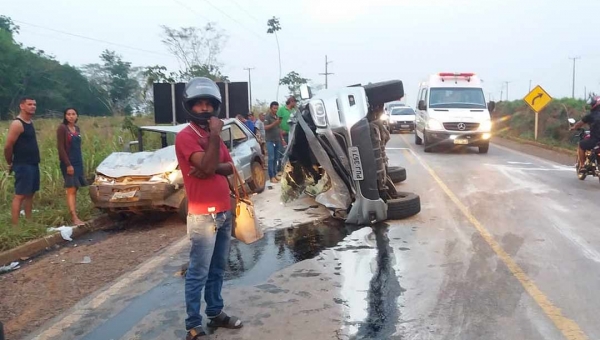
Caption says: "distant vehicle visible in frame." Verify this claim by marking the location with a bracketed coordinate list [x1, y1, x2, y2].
[385, 106, 416, 133]
[415, 72, 492, 153]
[89, 118, 265, 220]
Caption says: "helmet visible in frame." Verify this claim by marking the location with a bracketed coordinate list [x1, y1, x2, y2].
[182, 77, 222, 124]
[587, 95, 600, 112]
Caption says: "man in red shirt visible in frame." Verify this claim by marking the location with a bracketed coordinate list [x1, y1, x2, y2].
[175, 77, 243, 339]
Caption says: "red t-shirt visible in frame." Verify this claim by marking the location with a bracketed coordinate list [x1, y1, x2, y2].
[175, 125, 233, 215]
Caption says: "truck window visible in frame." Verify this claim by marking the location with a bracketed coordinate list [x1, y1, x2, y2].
[429, 88, 486, 109]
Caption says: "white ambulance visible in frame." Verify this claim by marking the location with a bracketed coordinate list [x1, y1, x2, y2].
[414, 72, 492, 153]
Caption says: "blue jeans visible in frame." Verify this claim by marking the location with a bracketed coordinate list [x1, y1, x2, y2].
[185, 211, 232, 330]
[267, 141, 283, 179]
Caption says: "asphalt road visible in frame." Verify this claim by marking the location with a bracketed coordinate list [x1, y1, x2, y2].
[25, 134, 600, 340]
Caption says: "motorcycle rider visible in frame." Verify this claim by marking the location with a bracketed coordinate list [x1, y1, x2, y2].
[570, 95, 600, 172]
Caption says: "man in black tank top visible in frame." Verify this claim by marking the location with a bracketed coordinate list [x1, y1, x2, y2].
[3, 97, 41, 225]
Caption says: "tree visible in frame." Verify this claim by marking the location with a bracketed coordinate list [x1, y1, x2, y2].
[160, 24, 228, 81]
[279, 71, 309, 97]
[0, 16, 109, 118]
[267, 17, 282, 100]
[82, 50, 140, 116]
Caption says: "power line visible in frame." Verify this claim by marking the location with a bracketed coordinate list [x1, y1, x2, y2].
[197, 0, 265, 40]
[13, 19, 172, 58]
[225, 0, 261, 23]
[171, 0, 211, 21]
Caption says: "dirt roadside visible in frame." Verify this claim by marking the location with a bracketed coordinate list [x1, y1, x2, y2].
[0, 214, 186, 340]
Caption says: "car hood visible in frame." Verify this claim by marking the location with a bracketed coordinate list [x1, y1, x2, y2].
[96, 145, 179, 178]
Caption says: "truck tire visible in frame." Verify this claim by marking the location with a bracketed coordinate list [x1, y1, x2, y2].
[415, 131, 422, 145]
[387, 192, 421, 220]
[388, 166, 407, 183]
[247, 161, 266, 193]
[479, 142, 489, 154]
[423, 131, 433, 153]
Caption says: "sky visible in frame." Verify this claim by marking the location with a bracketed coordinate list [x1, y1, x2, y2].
[3, 0, 600, 109]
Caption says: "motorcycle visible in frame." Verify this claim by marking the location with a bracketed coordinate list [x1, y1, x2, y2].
[568, 118, 600, 181]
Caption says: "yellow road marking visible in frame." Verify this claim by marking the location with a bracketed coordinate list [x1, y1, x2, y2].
[399, 134, 588, 340]
[402, 149, 416, 165]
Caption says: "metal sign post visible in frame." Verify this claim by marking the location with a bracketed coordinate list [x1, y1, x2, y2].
[523, 85, 553, 140]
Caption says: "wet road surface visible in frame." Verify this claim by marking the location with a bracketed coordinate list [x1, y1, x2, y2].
[25, 135, 600, 340]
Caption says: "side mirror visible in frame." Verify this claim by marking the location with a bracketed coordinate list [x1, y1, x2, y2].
[568, 118, 576, 125]
[487, 101, 496, 113]
[299, 84, 312, 100]
[418, 100, 427, 111]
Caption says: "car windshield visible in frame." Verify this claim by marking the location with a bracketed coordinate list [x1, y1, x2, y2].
[429, 87, 486, 109]
[391, 107, 415, 115]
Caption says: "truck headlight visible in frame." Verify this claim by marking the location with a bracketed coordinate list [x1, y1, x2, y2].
[310, 100, 327, 128]
[479, 120, 492, 132]
[427, 118, 444, 130]
[380, 113, 389, 121]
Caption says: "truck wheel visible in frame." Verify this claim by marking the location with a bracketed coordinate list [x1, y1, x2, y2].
[387, 192, 421, 220]
[423, 131, 433, 153]
[387, 166, 407, 183]
[479, 142, 489, 154]
[178, 197, 188, 222]
[415, 131, 423, 145]
[247, 161, 266, 193]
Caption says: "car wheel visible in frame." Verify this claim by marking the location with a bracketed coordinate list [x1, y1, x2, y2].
[478, 142, 489, 154]
[415, 130, 423, 145]
[387, 166, 407, 183]
[247, 161, 266, 194]
[387, 192, 421, 220]
[178, 197, 188, 222]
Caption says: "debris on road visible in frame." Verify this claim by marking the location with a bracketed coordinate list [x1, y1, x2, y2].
[79, 256, 92, 264]
[47, 226, 75, 241]
[0, 262, 20, 274]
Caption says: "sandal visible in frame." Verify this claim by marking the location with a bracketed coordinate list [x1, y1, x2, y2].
[186, 326, 207, 339]
[207, 312, 243, 329]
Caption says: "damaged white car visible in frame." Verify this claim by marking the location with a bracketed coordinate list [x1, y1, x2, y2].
[89, 118, 265, 220]
[281, 81, 421, 225]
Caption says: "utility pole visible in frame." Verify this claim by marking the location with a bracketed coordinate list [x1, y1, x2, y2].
[319, 55, 334, 89]
[504, 81, 511, 101]
[569, 56, 581, 99]
[529, 80, 532, 92]
[243, 67, 255, 112]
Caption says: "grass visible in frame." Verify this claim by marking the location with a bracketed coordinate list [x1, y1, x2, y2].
[492, 99, 585, 152]
[0, 115, 155, 252]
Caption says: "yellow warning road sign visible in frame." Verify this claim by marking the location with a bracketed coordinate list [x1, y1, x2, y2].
[524, 85, 552, 113]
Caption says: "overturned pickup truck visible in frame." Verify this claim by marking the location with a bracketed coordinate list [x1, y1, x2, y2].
[281, 81, 421, 225]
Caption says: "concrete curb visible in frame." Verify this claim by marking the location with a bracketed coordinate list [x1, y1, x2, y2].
[0, 215, 110, 267]
[496, 135, 577, 156]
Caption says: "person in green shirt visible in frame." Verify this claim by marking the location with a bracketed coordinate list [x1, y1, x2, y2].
[277, 96, 297, 145]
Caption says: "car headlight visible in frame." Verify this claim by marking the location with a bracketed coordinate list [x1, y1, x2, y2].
[479, 120, 492, 132]
[310, 100, 327, 128]
[427, 118, 444, 130]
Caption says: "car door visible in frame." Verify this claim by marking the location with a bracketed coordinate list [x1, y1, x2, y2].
[416, 88, 428, 134]
[227, 121, 253, 182]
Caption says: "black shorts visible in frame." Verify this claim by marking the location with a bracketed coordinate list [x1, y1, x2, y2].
[13, 164, 40, 195]
[580, 138, 600, 151]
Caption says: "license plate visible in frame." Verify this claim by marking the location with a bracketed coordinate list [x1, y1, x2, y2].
[401, 125, 409, 128]
[454, 139, 468, 145]
[348, 146, 364, 181]
[110, 189, 138, 201]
